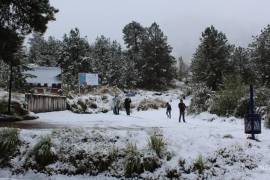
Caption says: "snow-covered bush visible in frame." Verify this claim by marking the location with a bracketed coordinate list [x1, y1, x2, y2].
[148, 132, 166, 158]
[124, 143, 143, 177]
[188, 83, 213, 114]
[32, 136, 56, 167]
[137, 98, 166, 111]
[0, 128, 20, 164]
[166, 168, 181, 179]
[0, 101, 28, 116]
[142, 154, 161, 173]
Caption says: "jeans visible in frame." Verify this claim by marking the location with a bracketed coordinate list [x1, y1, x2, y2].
[179, 111, 185, 122]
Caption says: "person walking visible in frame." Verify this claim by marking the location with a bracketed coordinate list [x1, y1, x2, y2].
[124, 97, 132, 115]
[112, 96, 117, 115]
[166, 102, 172, 119]
[178, 99, 186, 122]
[115, 96, 120, 115]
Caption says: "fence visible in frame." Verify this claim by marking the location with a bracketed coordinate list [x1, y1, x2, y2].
[25, 94, 67, 113]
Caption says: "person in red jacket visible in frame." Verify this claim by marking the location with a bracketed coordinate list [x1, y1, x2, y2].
[178, 99, 186, 123]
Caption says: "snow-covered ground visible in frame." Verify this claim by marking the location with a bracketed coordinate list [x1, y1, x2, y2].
[1, 95, 270, 179]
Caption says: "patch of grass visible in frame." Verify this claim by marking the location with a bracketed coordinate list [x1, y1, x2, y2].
[109, 145, 119, 161]
[193, 155, 205, 174]
[124, 143, 143, 177]
[0, 128, 20, 163]
[148, 132, 166, 158]
[32, 136, 56, 167]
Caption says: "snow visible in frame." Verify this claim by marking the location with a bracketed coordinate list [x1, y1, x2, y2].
[1, 92, 270, 179]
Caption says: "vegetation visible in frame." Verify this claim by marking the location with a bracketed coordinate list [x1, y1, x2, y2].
[188, 83, 213, 114]
[32, 136, 56, 167]
[193, 155, 205, 174]
[0, 128, 20, 163]
[148, 133, 166, 158]
[124, 143, 143, 177]
[210, 76, 248, 117]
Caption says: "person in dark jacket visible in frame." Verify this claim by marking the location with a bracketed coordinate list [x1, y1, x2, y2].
[166, 102, 172, 119]
[178, 99, 186, 122]
[124, 97, 132, 115]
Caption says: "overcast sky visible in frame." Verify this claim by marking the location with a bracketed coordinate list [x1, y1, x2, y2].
[45, 0, 270, 62]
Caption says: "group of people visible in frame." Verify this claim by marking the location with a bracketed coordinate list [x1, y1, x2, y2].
[166, 99, 187, 123]
[112, 95, 187, 123]
[112, 95, 132, 115]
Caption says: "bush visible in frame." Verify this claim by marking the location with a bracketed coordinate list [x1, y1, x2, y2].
[143, 155, 160, 172]
[0, 128, 20, 163]
[32, 136, 56, 167]
[148, 133, 166, 158]
[137, 98, 166, 111]
[124, 143, 143, 177]
[210, 76, 248, 117]
[255, 87, 270, 107]
[166, 168, 180, 179]
[188, 83, 213, 114]
[0, 101, 28, 116]
[77, 99, 87, 113]
[235, 97, 249, 118]
[193, 155, 205, 174]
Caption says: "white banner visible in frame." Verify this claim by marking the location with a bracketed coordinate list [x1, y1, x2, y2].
[86, 73, 99, 86]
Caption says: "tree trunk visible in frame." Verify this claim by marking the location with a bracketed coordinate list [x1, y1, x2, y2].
[8, 64, 13, 114]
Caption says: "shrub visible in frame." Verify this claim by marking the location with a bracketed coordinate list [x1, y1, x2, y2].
[137, 99, 166, 111]
[143, 155, 160, 172]
[255, 87, 270, 107]
[32, 136, 56, 167]
[193, 155, 205, 174]
[235, 97, 249, 118]
[148, 133, 166, 158]
[0, 128, 20, 163]
[210, 76, 248, 117]
[124, 143, 143, 177]
[188, 83, 213, 114]
[166, 169, 180, 179]
[77, 99, 87, 112]
[109, 145, 119, 161]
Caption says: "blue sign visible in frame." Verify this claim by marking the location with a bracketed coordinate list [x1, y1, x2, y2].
[79, 73, 86, 86]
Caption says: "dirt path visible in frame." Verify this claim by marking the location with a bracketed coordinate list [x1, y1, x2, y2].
[0, 120, 65, 129]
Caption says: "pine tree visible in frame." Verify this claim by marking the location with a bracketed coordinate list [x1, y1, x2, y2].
[178, 57, 189, 81]
[92, 36, 127, 87]
[141, 22, 176, 89]
[58, 28, 90, 91]
[231, 47, 254, 84]
[28, 33, 62, 66]
[250, 25, 270, 87]
[123, 21, 146, 86]
[191, 26, 232, 91]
